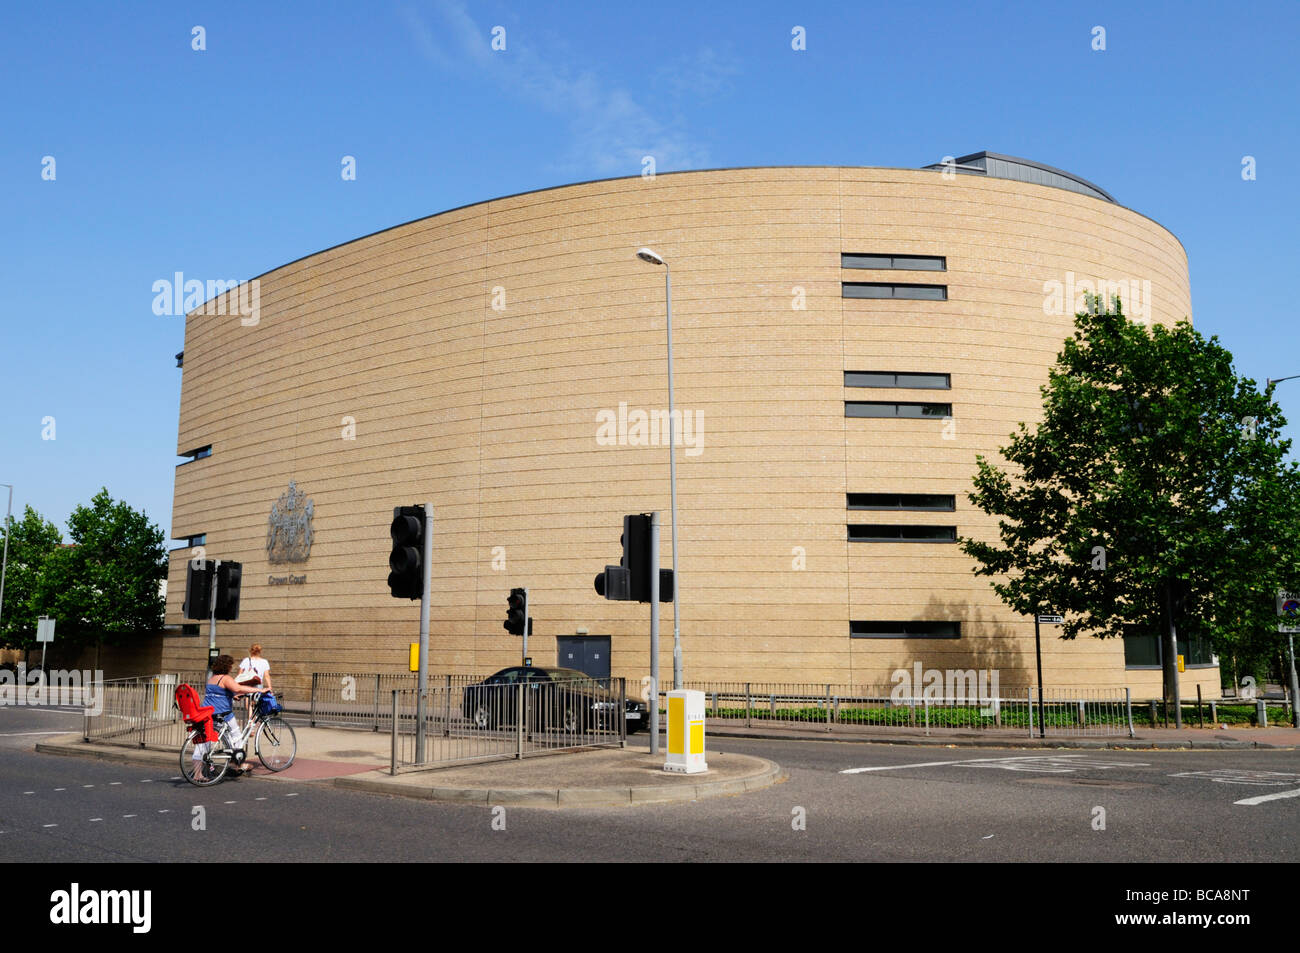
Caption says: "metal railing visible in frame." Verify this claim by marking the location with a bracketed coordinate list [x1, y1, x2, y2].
[658, 682, 1135, 737]
[390, 677, 627, 774]
[310, 672, 484, 730]
[84, 672, 208, 749]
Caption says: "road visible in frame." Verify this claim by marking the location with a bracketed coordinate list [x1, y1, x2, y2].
[2, 704, 1298, 863]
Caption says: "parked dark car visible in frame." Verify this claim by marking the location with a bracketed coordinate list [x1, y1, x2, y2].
[462, 666, 648, 734]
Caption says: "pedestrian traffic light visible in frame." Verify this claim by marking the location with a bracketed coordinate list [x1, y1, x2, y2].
[595, 565, 631, 600]
[214, 561, 243, 620]
[658, 568, 674, 603]
[388, 506, 426, 600]
[505, 587, 527, 635]
[183, 559, 214, 619]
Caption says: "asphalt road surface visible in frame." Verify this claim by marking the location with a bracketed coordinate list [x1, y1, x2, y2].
[2, 704, 1298, 863]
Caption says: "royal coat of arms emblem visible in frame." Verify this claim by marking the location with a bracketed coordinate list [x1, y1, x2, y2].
[266, 480, 314, 564]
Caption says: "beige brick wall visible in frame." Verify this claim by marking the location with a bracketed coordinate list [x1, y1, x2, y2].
[163, 166, 1218, 702]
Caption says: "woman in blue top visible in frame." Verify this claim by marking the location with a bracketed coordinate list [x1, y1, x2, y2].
[205, 655, 262, 769]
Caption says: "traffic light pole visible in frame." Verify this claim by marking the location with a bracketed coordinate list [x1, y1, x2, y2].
[522, 587, 529, 664]
[415, 503, 433, 765]
[649, 511, 661, 755]
[207, 559, 220, 677]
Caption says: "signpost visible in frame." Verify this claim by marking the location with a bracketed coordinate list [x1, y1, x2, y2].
[1033, 613, 1062, 738]
[1277, 591, 1300, 728]
[36, 616, 55, 667]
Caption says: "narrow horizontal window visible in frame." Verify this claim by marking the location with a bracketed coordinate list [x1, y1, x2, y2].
[845, 371, 950, 389]
[170, 533, 206, 552]
[848, 493, 955, 511]
[851, 621, 961, 639]
[845, 402, 951, 418]
[842, 254, 946, 271]
[178, 445, 212, 464]
[842, 282, 947, 300]
[848, 525, 957, 542]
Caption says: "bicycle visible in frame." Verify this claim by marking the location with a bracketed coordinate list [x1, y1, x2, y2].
[180, 691, 297, 786]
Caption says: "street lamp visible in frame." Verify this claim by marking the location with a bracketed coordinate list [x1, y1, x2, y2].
[0, 483, 12, 633]
[636, 247, 683, 689]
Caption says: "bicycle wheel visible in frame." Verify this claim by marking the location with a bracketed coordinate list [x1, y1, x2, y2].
[181, 734, 231, 786]
[255, 716, 297, 771]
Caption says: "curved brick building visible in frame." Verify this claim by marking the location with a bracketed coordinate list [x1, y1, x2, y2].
[164, 154, 1218, 700]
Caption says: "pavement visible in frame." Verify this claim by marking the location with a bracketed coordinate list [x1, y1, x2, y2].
[29, 715, 1296, 811]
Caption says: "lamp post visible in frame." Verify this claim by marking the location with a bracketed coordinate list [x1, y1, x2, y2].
[1265, 376, 1300, 727]
[0, 483, 12, 634]
[636, 247, 683, 689]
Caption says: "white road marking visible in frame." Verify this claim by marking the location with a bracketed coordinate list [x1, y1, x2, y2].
[53, 787, 65, 791]
[842, 756, 1027, 773]
[109, 781, 121, 786]
[82, 784, 94, 788]
[23, 791, 34, 795]
[224, 800, 237, 804]
[285, 793, 298, 797]
[1234, 788, 1300, 806]
[122, 814, 136, 818]
[843, 754, 1148, 775]
[90, 818, 102, 822]
[43, 824, 57, 828]
[255, 797, 267, 801]
[158, 809, 170, 814]
[1173, 769, 1300, 786]
[140, 779, 152, 783]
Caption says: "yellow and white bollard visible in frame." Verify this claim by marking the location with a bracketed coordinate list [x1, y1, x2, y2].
[664, 689, 707, 774]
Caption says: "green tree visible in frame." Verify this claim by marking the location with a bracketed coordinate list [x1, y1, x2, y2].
[0, 506, 64, 651]
[960, 299, 1300, 721]
[31, 489, 167, 664]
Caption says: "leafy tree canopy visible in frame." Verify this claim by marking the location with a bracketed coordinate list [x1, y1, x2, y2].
[961, 299, 1300, 666]
[2, 489, 166, 653]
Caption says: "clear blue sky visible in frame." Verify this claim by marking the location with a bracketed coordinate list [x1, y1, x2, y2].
[2, 0, 1297, 538]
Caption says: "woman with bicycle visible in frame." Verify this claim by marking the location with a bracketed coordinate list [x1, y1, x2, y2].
[204, 655, 262, 772]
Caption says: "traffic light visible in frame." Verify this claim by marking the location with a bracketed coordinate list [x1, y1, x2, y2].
[388, 506, 426, 600]
[595, 514, 668, 602]
[183, 559, 214, 619]
[621, 514, 652, 602]
[504, 587, 527, 635]
[214, 561, 243, 620]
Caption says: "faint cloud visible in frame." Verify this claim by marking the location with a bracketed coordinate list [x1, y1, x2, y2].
[401, 0, 722, 174]
[653, 45, 741, 102]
